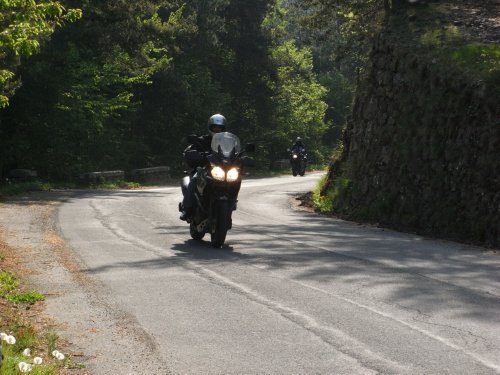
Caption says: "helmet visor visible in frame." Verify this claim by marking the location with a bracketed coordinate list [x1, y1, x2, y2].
[210, 124, 225, 133]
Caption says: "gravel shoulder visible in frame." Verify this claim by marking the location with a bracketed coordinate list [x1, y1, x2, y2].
[0, 191, 171, 374]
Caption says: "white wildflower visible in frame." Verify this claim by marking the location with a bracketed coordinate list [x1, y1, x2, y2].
[23, 348, 31, 356]
[6, 335, 16, 344]
[33, 356, 43, 365]
[18, 361, 32, 373]
[52, 349, 65, 360]
[0, 332, 7, 340]
[55, 352, 65, 361]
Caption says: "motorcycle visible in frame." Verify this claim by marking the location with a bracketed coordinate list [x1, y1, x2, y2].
[289, 148, 306, 176]
[179, 132, 255, 247]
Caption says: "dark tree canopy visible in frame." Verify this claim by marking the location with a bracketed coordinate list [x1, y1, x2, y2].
[0, 0, 335, 180]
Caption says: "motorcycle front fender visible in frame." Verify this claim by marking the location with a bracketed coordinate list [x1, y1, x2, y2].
[210, 196, 230, 220]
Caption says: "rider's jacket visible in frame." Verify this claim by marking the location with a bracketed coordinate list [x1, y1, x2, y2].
[183, 134, 212, 169]
[291, 143, 306, 155]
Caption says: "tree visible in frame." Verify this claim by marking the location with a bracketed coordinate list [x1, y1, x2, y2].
[0, 0, 185, 179]
[0, 0, 81, 107]
[268, 40, 328, 163]
[215, 0, 276, 141]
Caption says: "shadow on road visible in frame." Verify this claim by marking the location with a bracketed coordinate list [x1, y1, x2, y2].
[78, 212, 500, 325]
[10, 188, 498, 325]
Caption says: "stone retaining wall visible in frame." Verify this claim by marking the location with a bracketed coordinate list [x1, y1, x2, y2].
[330, 29, 499, 247]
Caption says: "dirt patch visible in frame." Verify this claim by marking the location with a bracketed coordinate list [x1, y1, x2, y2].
[0, 197, 91, 374]
[290, 191, 317, 213]
[1, 191, 173, 374]
[452, 0, 500, 43]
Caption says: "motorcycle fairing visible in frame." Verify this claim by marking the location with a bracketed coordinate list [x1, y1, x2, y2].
[211, 132, 241, 158]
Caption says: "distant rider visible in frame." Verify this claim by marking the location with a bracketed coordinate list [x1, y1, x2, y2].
[179, 114, 227, 221]
[291, 137, 306, 155]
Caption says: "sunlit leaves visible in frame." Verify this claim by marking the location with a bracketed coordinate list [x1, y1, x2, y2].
[0, 0, 81, 106]
[268, 39, 328, 160]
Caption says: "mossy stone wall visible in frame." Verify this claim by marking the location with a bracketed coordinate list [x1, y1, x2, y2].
[335, 30, 499, 247]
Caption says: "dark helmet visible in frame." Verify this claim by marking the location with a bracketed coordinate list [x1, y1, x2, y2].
[208, 114, 227, 136]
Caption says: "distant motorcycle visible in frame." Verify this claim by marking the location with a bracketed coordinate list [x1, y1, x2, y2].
[179, 132, 254, 247]
[289, 148, 306, 176]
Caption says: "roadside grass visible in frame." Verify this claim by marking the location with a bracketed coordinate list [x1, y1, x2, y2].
[0, 272, 18, 296]
[0, 167, 328, 197]
[312, 175, 333, 213]
[6, 291, 45, 304]
[1, 244, 84, 374]
[91, 180, 141, 189]
[1, 332, 64, 374]
[0, 182, 52, 198]
[312, 174, 351, 214]
[307, 163, 328, 172]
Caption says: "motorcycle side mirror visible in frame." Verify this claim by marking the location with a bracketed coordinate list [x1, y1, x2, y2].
[244, 143, 255, 152]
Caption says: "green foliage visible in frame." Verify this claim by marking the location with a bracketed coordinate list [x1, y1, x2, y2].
[0, 271, 18, 296]
[0, 0, 82, 107]
[6, 291, 45, 304]
[312, 175, 333, 213]
[318, 71, 353, 144]
[93, 180, 140, 190]
[0, 345, 21, 375]
[0, 0, 341, 180]
[10, 325, 36, 351]
[415, 15, 499, 86]
[268, 40, 328, 161]
[420, 26, 463, 47]
[0, 181, 52, 197]
[0, 1, 186, 180]
[449, 44, 500, 82]
[313, 174, 352, 214]
[45, 330, 58, 355]
[0, 338, 59, 374]
[287, 0, 385, 79]
[278, 1, 359, 154]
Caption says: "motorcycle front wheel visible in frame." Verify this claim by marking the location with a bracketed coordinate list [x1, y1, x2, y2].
[211, 200, 229, 248]
[190, 222, 205, 240]
[299, 160, 305, 176]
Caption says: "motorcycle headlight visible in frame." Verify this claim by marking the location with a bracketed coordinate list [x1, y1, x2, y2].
[211, 166, 225, 181]
[226, 168, 239, 182]
[292, 154, 298, 159]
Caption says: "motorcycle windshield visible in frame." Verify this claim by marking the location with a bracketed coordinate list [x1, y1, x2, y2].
[211, 132, 241, 158]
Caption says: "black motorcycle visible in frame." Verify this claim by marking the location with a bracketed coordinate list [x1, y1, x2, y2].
[180, 132, 254, 247]
[289, 148, 306, 176]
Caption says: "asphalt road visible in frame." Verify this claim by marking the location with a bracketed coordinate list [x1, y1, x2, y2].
[56, 173, 500, 374]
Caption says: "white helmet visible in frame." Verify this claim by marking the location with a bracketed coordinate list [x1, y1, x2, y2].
[208, 114, 227, 136]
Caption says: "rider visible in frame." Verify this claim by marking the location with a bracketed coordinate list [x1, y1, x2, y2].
[291, 137, 306, 155]
[179, 113, 227, 221]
